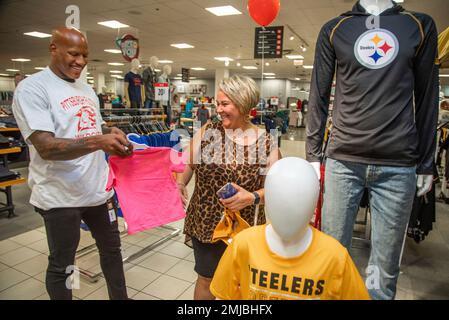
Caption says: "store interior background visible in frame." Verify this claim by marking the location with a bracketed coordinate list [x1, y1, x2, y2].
[0, 0, 448, 300]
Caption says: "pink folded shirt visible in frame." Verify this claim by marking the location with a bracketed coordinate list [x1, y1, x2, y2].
[106, 147, 186, 235]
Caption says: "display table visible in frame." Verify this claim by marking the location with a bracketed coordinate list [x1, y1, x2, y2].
[0, 147, 26, 218]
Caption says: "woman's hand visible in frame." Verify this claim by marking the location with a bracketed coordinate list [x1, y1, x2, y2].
[220, 183, 255, 212]
[178, 183, 189, 209]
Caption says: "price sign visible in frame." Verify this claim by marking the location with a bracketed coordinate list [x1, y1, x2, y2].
[154, 82, 169, 101]
[254, 26, 284, 59]
[182, 68, 190, 83]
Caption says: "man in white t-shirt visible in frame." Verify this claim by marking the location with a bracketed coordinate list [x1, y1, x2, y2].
[12, 27, 132, 300]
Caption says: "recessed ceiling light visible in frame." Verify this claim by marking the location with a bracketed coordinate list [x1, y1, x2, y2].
[98, 20, 129, 29]
[24, 31, 51, 38]
[263, 73, 275, 76]
[289, 36, 295, 41]
[0, 73, 10, 77]
[214, 57, 234, 62]
[243, 66, 257, 70]
[11, 58, 31, 62]
[34, 67, 45, 70]
[236, 62, 241, 67]
[303, 65, 313, 69]
[109, 70, 123, 73]
[265, 62, 270, 66]
[205, 5, 242, 16]
[104, 49, 122, 54]
[159, 60, 173, 64]
[286, 54, 304, 60]
[295, 77, 301, 81]
[108, 62, 124, 66]
[170, 43, 194, 49]
[191, 67, 206, 71]
[6, 69, 20, 72]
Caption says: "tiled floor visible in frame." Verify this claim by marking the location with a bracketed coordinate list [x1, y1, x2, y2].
[0, 129, 448, 300]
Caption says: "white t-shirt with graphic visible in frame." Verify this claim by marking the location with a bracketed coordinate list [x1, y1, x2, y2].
[12, 67, 113, 210]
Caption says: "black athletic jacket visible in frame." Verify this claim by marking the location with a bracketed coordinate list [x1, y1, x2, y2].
[306, 1, 439, 174]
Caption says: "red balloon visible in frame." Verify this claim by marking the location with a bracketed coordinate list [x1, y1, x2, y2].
[247, 0, 281, 27]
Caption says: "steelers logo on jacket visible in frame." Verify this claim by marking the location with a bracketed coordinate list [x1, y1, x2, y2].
[354, 28, 399, 69]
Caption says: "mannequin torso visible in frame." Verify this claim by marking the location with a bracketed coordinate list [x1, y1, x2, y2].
[124, 59, 143, 108]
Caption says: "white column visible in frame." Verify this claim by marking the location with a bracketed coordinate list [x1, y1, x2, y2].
[80, 31, 88, 84]
[95, 73, 105, 94]
[214, 68, 229, 98]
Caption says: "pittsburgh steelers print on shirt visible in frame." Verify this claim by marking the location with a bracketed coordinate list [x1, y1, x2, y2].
[354, 28, 399, 69]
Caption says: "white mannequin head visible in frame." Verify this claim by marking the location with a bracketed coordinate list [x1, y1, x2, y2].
[130, 58, 140, 73]
[359, 0, 394, 15]
[265, 157, 319, 242]
[162, 65, 172, 76]
[150, 56, 159, 69]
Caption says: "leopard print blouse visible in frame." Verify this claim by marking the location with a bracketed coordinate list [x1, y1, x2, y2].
[184, 121, 275, 243]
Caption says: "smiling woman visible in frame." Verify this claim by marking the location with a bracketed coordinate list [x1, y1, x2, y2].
[176, 74, 282, 300]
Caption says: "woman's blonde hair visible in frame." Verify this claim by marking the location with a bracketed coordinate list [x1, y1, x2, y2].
[218, 75, 260, 116]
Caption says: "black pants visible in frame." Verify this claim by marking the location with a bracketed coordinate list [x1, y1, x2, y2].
[36, 203, 128, 300]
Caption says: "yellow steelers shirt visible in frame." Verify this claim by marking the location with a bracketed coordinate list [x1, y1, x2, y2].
[210, 225, 370, 300]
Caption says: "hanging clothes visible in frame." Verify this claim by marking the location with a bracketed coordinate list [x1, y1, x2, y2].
[407, 165, 438, 243]
[106, 147, 186, 235]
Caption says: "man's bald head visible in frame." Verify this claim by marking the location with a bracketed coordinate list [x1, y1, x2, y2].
[49, 27, 89, 80]
[51, 27, 87, 47]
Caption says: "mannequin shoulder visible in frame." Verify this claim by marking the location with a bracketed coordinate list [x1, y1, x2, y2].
[311, 228, 349, 260]
[232, 226, 266, 247]
[319, 15, 351, 35]
[401, 11, 436, 33]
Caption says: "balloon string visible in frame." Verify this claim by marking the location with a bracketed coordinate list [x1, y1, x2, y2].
[261, 26, 265, 105]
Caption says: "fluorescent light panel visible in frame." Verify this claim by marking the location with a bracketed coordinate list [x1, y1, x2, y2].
[0, 73, 10, 76]
[265, 76, 276, 79]
[108, 62, 124, 66]
[170, 43, 194, 49]
[34, 67, 45, 70]
[303, 65, 313, 69]
[214, 57, 233, 61]
[191, 67, 206, 71]
[158, 60, 173, 64]
[205, 6, 242, 16]
[263, 73, 275, 76]
[11, 58, 30, 62]
[286, 54, 304, 60]
[243, 66, 257, 70]
[6, 69, 19, 72]
[98, 20, 129, 29]
[24, 31, 51, 38]
[440, 74, 449, 78]
[109, 70, 123, 73]
[104, 49, 122, 54]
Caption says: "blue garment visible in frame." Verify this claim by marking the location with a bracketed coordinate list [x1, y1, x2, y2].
[322, 158, 416, 300]
[124, 72, 143, 105]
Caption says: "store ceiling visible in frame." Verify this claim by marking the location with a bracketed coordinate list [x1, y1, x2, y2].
[0, 0, 448, 84]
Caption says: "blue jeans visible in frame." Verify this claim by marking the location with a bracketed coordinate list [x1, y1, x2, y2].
[322, 158, 416, 300]
[144, 99, 153, 109]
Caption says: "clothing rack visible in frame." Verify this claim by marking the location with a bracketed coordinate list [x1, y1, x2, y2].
[75, 114, 181, 282]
